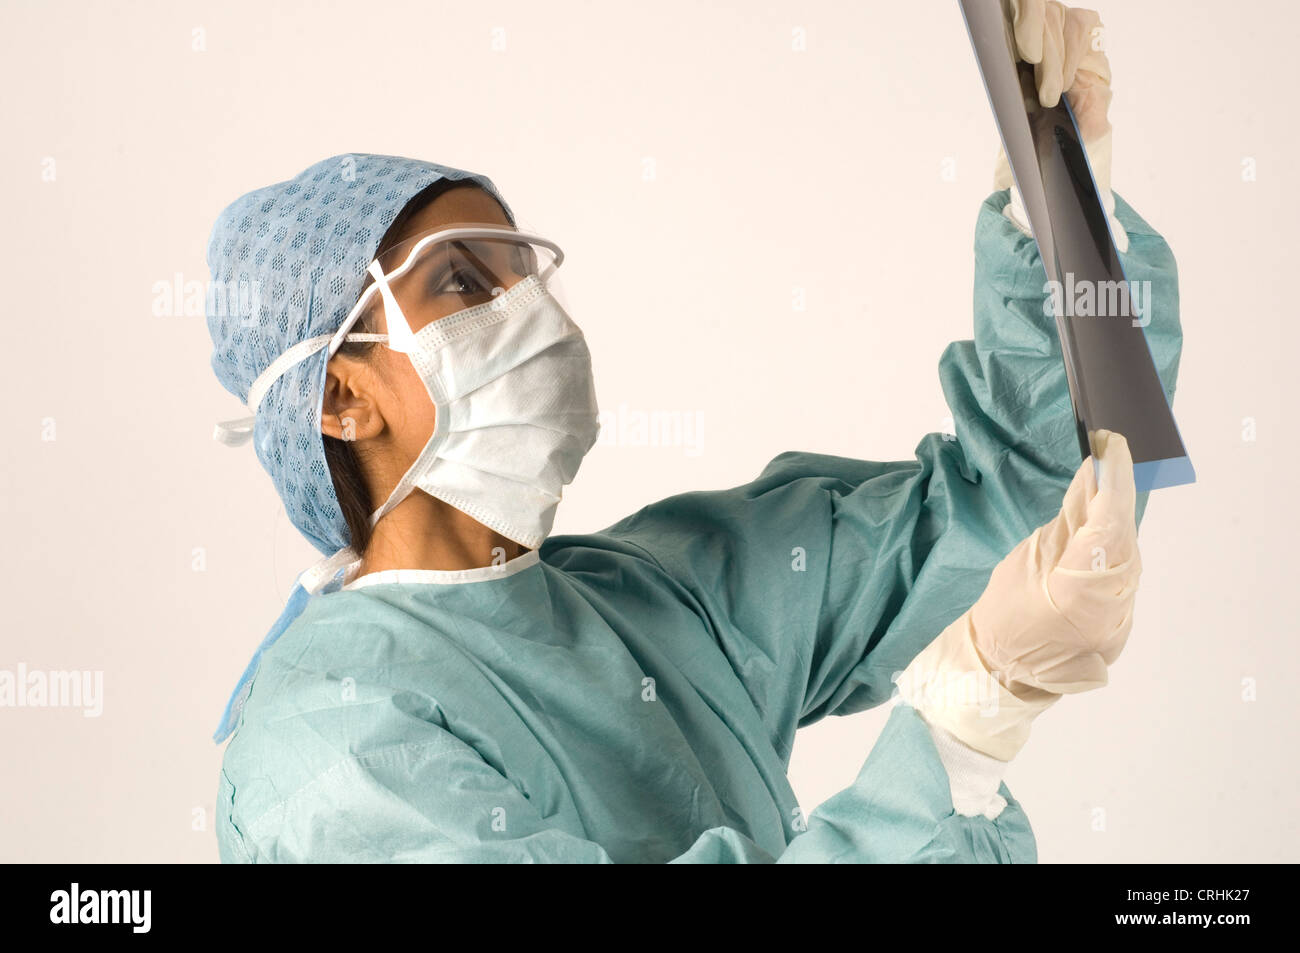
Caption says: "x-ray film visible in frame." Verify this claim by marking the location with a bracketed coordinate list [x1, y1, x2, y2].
[959, 0, 1194, 490]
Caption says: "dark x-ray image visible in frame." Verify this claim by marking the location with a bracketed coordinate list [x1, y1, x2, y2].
[960, 0, 1194, 489]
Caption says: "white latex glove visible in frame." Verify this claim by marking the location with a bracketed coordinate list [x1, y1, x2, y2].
[974, 429, 1140, 695]
[897, 430, 1141, 761]
[993, 1, 1129, 253]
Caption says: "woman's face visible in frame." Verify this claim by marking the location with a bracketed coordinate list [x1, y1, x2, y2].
[321, 184, 514, 487]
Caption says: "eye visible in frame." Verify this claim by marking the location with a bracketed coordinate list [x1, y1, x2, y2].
[433, 266, 490, 297]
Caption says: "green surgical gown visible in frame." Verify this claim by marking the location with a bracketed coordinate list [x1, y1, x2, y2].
[215, 191, 1182, 863]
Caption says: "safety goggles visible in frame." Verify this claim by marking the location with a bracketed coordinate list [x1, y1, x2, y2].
[326, 224, 564, 357]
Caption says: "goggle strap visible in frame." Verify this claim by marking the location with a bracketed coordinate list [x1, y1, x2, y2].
[367, 260, 415, 354]
[213, 332, 391, 447]
[213, 416, 256, 447]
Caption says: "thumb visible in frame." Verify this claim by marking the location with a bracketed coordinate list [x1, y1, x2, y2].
[1035, 447, 1098, 570]
[1059, 429, 1137, 572]
[1089, 429, 1137, 527]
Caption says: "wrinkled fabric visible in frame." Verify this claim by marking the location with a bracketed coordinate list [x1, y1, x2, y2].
[215, 190, 1181, 863]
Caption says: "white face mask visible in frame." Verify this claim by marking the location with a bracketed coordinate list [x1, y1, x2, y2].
[369, 273, 600, 549]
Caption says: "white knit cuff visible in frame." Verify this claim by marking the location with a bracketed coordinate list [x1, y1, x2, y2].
[924, 719, 1010, 820]
[1005, 182, 1129, 255]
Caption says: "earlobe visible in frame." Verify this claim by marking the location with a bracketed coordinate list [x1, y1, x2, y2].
[321, 357, 384, 443]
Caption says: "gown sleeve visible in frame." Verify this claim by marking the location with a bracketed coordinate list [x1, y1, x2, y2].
[600, 189, 1182, 753]
[600, 189, 1180, 861]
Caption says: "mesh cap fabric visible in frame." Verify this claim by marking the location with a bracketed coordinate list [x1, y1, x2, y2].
[206, 154, 514, 555]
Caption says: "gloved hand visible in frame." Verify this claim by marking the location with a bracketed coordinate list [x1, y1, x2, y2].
[972, 428, 1140, 696]
[1011, 0, 1112, 139]
[896, 430, 1141, 761]
[993, 1, 1128, 253]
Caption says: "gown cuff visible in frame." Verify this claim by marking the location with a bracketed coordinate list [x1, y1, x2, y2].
[894, 612, 1060, 761]
[996, 126, 1129, 254]
[1004, 183, 1128, 254]
[923, 719, 1010, 820]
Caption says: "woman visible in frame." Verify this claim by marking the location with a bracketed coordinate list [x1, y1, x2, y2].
[208, 2, 1180, 862]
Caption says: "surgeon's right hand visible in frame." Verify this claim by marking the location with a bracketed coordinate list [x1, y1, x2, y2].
[993, 1, 1130, 253]
[1010, 0, 1112, 139]
[896, 431, 1141, 761]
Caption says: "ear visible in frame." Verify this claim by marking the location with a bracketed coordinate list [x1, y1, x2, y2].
[321, 354, 385, 443]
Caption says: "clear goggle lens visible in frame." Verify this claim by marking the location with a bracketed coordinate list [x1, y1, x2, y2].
[333, 225, 562, 351]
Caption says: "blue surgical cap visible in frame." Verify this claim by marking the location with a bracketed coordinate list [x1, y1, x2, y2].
[206, 154, 515, 555]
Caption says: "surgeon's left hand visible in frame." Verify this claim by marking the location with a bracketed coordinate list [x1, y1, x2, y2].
[896, 431, 1141, 762]
[970, 429, 1140, 698]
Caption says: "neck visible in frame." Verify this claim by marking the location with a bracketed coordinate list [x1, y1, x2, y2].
[357, 491, 530, 576]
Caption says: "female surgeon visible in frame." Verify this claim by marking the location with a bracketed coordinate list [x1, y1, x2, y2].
[207, 1, 1180, 862]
